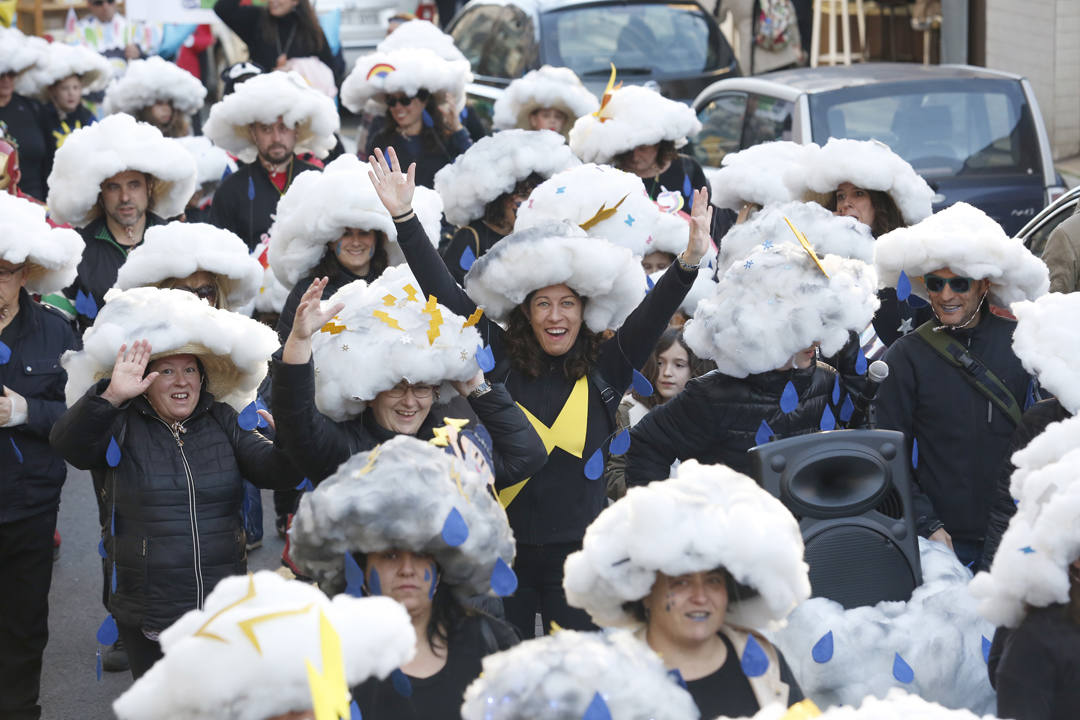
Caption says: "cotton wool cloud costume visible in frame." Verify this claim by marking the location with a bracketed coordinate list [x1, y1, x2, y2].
[707, 141, 813, 213]
[102, 56, 206, 126]
[646, 210, 719, 317]
[14, 41, 112, 101]
[461, 629, 700, 720]
[716, 688, 998, 720]
[113, 571, 415, 720]
[492, 65, 600, 138]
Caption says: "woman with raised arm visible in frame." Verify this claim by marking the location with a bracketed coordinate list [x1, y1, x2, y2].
[367, 146, 712, 638]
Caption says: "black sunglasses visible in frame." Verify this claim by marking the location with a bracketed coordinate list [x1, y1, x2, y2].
[180, 285, 218, 304]
[385, 95, 416, 108]
[924, 274, 974, 294]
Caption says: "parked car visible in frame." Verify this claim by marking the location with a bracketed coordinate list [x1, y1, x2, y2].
[691, 63, 1065, 235]
[446, 0, 739, 131]
[317, 0, 435, 70]
[1018, 183, 1080, 257]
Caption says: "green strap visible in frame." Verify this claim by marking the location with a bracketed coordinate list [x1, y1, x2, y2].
[914, 320, 1023, 426]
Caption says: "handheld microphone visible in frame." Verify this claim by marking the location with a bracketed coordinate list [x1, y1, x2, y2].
[848, 360, 889, 429]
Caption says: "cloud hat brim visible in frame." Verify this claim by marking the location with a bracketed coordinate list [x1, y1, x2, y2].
[15, 42, 112, 100]
[102, 56, 206, 116]
[569, 85, 702, 164]
[708, 140, 814, 211]
[341, 47, 472, 114]
[492, 65, 599, 137]
[0, 194, 85, 296]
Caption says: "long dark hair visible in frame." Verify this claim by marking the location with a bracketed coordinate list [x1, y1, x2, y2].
[613, 139, 678, 174]
[504, 289, 601, 381]
[826, 188, 905, 237]
[483, 173, 545, 227]
[634, 327, 713, 409]
[311, 230, 389, 281]
[260, 0, 326, 56]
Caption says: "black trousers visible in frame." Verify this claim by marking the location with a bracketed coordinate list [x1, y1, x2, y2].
[0, 509, 57, 720]
[116, 623, 163, 680]
[503, 542, 595, 639]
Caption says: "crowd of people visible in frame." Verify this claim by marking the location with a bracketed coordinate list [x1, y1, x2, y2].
[1, 3, 1079, 720]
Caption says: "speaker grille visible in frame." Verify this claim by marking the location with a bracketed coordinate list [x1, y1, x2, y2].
[804, 524, 917, 609]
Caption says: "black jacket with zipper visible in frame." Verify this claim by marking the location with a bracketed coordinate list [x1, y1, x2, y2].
[874, 308, 1034, 541]
[210, 157, 321, 251]
[49, 380, 302, 631]
[626, 361, 841, 484]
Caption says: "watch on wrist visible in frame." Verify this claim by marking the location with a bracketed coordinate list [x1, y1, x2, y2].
[468, 381, 493, 399]
[677, 255, 700, 272]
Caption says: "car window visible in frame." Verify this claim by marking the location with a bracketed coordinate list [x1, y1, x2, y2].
[692, 92, 747, 168]
[1028, 203, 1077, 258]
[475, 6, 537, 78]
[540, 3, 728, 80]
[742, 93, 793, 147]
[808, 78, 1041, 180]
[449, 5, 505, 67]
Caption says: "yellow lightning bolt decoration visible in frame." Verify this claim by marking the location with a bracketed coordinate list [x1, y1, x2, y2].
[462, 307, 484, 328]
[320, 319, 347, 335]
[372, 310, 403, 331]
[382, 293, 398, 307]
[784, 216, 829, 279]
[236, 604, 314, 655]
[193, 574, 258, 643]
[779, 700, 822, 720]
[402, 284, 420, 303]
[305, 609, 352, 720]
[592, 63, 621, 123]
[430, 426, 451, 447]
[422, 295, 443, 345]
[580, 194, 628, 232]
[356, 445, 382, 476]
[498, 376, 589, 508]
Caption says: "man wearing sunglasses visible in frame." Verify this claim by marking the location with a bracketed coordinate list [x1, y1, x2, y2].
[872, 203, 1049, 570]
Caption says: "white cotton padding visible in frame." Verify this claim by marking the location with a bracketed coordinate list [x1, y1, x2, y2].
[492, 65, 599, 137]
[376, 19, 467, 61]
[15, 41, 112, 99]
[0, 193, 85, 296]
[708, 141, 814, 212]
[0, 27, 42, 75]
[176, 135, 236, 188]
[717, 687, 998, 720]
[103, 56, 206, 116]
[1010, 293, 1080, 414]
[569, 84, 701, 164]
[341, 47, 472, 113]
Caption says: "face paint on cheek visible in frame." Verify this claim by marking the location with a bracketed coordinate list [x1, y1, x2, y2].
[367, 567, 382, 596]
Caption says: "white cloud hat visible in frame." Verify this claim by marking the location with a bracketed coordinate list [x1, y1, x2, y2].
[15, 41, 112, 100]
[708, 140, 814, 212]
[341, 47, 472, 113]
[0, 193, 85, 296]
[102, 56, 206, 117]
[1011, 292, 1080, 413]
[569, 84, 701, 164]
[492, 65, 599, 138]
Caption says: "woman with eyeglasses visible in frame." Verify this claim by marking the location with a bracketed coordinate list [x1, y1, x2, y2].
[342, 48, 473, 190]
[271, 265, 545, 487]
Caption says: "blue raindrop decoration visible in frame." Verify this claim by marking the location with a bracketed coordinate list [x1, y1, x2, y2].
[490, 556, 518, 597]
[96, 649, 102, 682]
[96, 614, 119, 646]
[98, 539, 107, 559]
[854, 350, 868, 376]
[351, 699, 362, 720]
[1019, 546, 1035, 554]
[839, 395, 855, 423]
[645, 274, 655, 292]
[111, 563, 117, 593]
[475, 345, 495, 372]
[421, 110, 434, 128]
[247, 176, 255, 201]
[682, 174, 693, 204]
[459, 245, 476, 272]
[391, 668, 413, 697]
[981, 635, 992, 663]
[812, 630, 834, 663]
[75, 290, 98, 319]
[295, 477, 314, 492]
[896, 271, 912, 302]
[832, 374, 841, 404]
[667, 668, 687, 689]
[367, 566, 382, 596]
[740, 634, 770, 677]
[911, 438, 919, 469]
[779, 380, 799, 414]
[441, 507, 469, 547]
[892, 652, 914, 683]
[820, 404, 836, 431]
[632, 369, 653, 397]
[106, 437, 122, 467]
[755, 420, 774, 446]
[0, 339, 10, 364]
[609, 429, 630, 456]
[344, 552, 365, 597]
[583, 692, 613, 720]
[10, 437, 22, 463]
[584, 447, 604, 480]
[237, 401, 259, 431]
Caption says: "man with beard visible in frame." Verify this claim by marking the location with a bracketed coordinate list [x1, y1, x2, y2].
[205, 71, 339, 250]
[45, 113, 195, 333]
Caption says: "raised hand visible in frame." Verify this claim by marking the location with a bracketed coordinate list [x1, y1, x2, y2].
[450, 368, 486, 397]
[290, 277, 346, 342]
[101, 340, 159, 407]
[681, 186, 714, 267]
[436, 92, 463, 133]
[368, 147, 417, 217]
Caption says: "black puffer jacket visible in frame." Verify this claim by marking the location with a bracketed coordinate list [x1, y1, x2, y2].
[270, 352, 547, 485]
[627, 361, 840, 484]
[50, 381, 302, 630]
[0, 291, 79, 524]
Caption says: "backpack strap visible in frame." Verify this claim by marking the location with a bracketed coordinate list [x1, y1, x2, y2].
[914, 320, 1023, 426]
[589, 367, 621, 422]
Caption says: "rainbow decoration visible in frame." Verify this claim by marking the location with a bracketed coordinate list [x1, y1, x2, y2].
[366, 63, 396, 81]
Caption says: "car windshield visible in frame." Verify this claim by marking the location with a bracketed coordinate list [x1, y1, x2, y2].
[808, 78, 1042, 180]
[540, 3, 726, 82]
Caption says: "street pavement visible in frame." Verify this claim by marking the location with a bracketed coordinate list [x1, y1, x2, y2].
[38, 467, 285, 720]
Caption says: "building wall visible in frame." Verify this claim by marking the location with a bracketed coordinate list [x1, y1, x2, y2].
[986, 0, 1080, 159]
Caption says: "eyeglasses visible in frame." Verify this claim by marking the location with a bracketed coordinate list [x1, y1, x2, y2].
[385, 95, 416, 108]
[179, 284, 219, 304]
[923, 275, 974, 294]
[0, 264, 26, 281]
[385, 382, 435, 399]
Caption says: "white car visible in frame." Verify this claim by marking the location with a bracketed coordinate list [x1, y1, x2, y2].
[317, 0, 432, 68]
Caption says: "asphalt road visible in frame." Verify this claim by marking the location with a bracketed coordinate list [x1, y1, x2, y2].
[38, 467, 285, 720]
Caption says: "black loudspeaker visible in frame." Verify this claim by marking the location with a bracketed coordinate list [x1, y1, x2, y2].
[749, 429, 922, 609]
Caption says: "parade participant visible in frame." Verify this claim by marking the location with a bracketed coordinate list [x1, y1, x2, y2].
[0, 194, 82, 720]
[345, 48, 472, 189]
[626, 228, 879, 484]
[461, 629, 699, 720]
[0, 28, 49, 201]
[46, 113, 196, 330]
[803, 138, 936, 346]
[176, 135, 236, 223]
[644, 209, 721, 323]
[706, 140, 811, 234]
[874, 203, 1049, 567]
[14, 41, 111, 162]
[71, 0, 161, 75]
[0, 126, 31, 201]
[491, 65, 599, 140]
[566, 460, 809, 717]
[272, 265, 545, 485]
[214, 0, 344, 84]
[969, 413, 1080, 720]
[368, 146, 712, 637]
[113, 571, 416, 720]
[435, 129, 578, 282]
[50, 287, 303, 679]
[205, 71, 338, 250]
[291, 436, 522, 720]
[570, 81, 707, 213]
[1041, 211, 1080, 293]
[102, 56, 206, 138]
[114, 222, 263, 311]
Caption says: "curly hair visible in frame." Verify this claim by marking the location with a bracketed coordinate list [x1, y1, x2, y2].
[482, 172, 545, 227]
[633, 327, 714, 409]
[613, 140, 679, 174]
[825, 187, 905, 238]
[503, 289, 601, 381]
